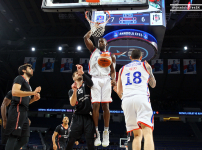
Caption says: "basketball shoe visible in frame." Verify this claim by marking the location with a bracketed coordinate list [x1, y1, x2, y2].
[94, 131, 101, 146]
[102, 130, 110, 147]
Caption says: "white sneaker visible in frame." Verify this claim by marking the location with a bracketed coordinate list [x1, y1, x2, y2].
[94, 131, 101, 146]
[102, 130, 110, 147]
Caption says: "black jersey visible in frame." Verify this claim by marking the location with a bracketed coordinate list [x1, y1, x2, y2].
[68, 81, 92, 115]
[5, 90, 12, 117]
[55, 124, 69, 143]
[6, 91, 12, 100]
[11, 75, 32, 112]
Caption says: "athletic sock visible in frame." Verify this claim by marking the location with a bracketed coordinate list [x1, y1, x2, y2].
[104, 127, 109, 132]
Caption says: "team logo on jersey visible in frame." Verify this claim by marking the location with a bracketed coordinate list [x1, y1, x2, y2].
[78, 88, 83, 94]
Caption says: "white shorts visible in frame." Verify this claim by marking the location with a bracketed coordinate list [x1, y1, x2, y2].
[122, 95, 154, 132]
[91, 76, 112, 103]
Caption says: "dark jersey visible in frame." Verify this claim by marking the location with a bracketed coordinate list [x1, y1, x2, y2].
[10, 75, 32, 112]
[68, 82, 92, 115]
[55, 124, 69, 143]
[5, 90, 12, 117]
[6, 90, 12, 100]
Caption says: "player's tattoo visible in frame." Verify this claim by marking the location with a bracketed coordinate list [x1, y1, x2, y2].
[146, 65, 156, 88]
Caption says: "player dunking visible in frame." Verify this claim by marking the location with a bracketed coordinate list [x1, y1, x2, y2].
[84, 29, 116, 147]
[5, 64, 41, 150]
[117, 49, 156, 150]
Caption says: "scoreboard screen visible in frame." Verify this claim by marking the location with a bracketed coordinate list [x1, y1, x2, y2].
[42, 0, 149, 12]
[92, 0, 166, 26]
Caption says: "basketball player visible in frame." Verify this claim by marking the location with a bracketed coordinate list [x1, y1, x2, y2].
[52, 116, 79, 150]
[84, 28, 116, 147]
[5, 64, 41, 150]
[1, 90, 31, 145]
[117, 49, 156, 150]
[66, 65, 95, 150]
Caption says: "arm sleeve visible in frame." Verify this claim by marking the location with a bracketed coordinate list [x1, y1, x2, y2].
[13, 76, 24, 86]
[83, 74, 93, 88]
[55, 125, 60, 133]
[6, 91, 12, 100]
[68, 90, 73, 98]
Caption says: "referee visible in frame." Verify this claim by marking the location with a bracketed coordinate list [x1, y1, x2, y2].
[66, 65, 95, 150]
[5, 64, 41, 150]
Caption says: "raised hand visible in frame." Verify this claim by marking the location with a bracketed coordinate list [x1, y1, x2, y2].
[71, 82, 77, 92]
[33, 93, 41, 102]
[76, 64, 84, 75]
[34, 86, 41, 93]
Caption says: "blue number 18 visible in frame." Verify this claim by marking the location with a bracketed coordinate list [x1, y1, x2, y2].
[125, 71, 142, 85]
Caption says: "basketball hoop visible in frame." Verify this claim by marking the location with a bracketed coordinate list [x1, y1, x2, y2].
[85, 10, 110, 37]
[86, 0, 100, 5]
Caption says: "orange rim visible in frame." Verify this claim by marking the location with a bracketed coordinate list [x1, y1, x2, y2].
[85, 11, 111, 24]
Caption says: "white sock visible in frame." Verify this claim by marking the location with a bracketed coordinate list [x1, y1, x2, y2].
[104, 127, 109, 131]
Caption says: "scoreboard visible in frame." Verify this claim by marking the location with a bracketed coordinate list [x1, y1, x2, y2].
[92, 0, 166, 26]
[42, 0, 149, 12]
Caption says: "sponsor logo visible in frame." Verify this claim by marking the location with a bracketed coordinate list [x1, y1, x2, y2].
[114, 32, 119, 38]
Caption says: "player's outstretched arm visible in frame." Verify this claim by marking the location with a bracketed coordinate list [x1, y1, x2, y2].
[145, 62, 156, 88]
[76, 65, 93, 88]
[84, 31, 96, 52]
[110, 54, 116, 86]
[1, 97, 11, 129]
[117, 68, 123, 96]
[69, 83, 78, 106]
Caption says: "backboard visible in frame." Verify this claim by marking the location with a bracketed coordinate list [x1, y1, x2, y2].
[41, 0, 149, 12]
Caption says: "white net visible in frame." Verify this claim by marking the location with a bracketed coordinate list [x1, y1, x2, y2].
[86, 11, 110, 37]
[90, 22, 107, 37]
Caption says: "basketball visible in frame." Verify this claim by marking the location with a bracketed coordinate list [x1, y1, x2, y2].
[97, 53, 112, 68]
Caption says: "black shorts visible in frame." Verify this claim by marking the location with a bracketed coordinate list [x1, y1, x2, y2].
[56, 141, 66, 150]
[68, 114, 96, 140]
[5, 107, 30, 137]
[1, 125, 9, 144]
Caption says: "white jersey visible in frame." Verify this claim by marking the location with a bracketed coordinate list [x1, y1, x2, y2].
[121, 60, 150, 99]
[88, 48, 111, 77]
